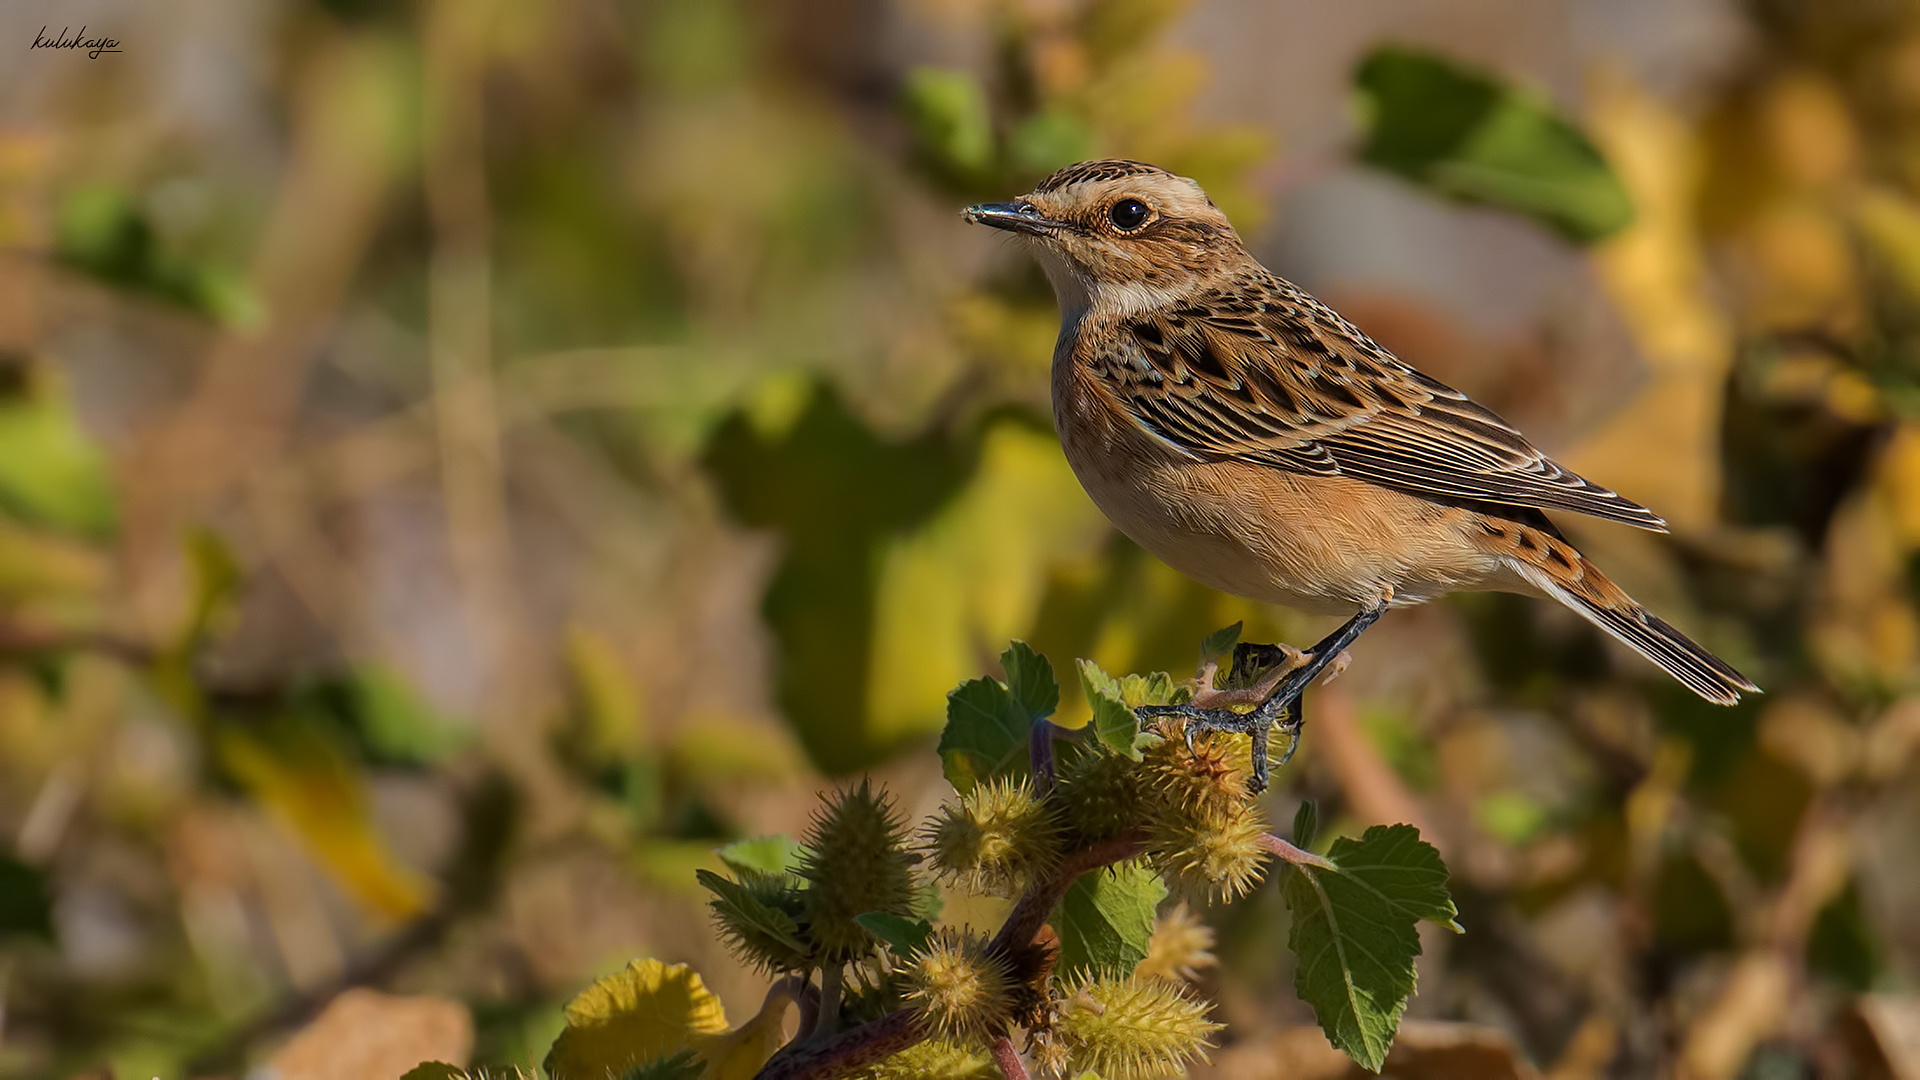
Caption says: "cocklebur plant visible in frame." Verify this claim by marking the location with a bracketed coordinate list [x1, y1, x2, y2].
[417, 631, 1458, 1080]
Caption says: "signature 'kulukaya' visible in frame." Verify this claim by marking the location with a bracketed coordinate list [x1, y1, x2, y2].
[964, 159, 1756, 790]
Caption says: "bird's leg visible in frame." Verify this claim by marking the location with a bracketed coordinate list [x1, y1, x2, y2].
[1136, 603, 1387, 794]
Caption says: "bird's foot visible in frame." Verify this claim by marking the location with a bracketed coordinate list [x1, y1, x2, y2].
[1136, 688, 1301, 797]
[1135, 604, 1389, 797]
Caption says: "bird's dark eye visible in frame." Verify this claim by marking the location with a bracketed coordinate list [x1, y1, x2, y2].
[1108, 198, 1151, 231]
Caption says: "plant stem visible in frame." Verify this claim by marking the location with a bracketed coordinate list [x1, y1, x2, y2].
[1260, 832, 1337, 871]
[989, 829, 1147, 960]
[814, 963, 843, 1040]
[990, 1034, 1030, 1079]
[756, 1007, 924, 1080]
[1030, 720, 1057, 795]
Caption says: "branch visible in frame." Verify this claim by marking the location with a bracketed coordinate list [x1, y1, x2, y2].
[989, 829, 1147, 960]
[756, 1008, 925, 1080]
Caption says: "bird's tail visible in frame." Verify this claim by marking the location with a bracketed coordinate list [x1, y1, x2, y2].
[1475, 519, 1759, 705]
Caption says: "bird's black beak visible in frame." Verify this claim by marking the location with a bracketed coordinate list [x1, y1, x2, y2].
[962, 200, 1065, 236]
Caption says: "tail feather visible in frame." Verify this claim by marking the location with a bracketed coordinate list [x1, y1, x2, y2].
[1477, 519, 1759, 705]
[1541, 585, 1758, 705]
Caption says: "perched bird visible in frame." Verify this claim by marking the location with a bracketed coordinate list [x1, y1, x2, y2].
[963, 159, 1756, 791]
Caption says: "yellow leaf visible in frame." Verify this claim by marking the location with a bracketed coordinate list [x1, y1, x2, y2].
[691, 989, 792, 1080]
[545, 960, 731, 1080]
[866, 422, 1108, 746]
[216, 722, 434, 920]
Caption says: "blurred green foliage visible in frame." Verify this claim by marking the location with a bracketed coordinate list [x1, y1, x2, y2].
[1356, 46, 1635, 242]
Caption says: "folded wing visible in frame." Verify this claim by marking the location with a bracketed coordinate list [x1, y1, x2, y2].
[1097, 281, 1668, 532]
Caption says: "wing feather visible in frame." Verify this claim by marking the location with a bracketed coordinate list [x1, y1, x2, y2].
[1092, 276, 1669, 532]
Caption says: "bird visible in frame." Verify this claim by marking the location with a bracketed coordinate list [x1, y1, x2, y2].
[962, 159, 1757, 792]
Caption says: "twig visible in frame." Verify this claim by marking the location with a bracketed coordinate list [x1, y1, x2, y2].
[988, 830, 1148, 961]
[990, 1034, 1030, 1079]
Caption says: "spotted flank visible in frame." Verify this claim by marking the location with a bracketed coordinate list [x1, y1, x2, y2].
[1091, 271, 1671, 532]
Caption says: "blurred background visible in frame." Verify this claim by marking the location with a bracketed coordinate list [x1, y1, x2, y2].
[2, 0, 1918, 1075]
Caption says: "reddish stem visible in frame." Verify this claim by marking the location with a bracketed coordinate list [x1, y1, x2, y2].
[1029, 721, 1057, 795]
[990, 1034, 1031, 1080]
[755, 1008, 924, 1080]
[988, 829, 1147, 959]
[1260, 832, 1336, 871]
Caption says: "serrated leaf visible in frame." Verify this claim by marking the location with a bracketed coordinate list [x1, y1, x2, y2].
[1280, 823, 1460, 1071]
[543, 959, 730, 1080]
[1118, 670, 1186, 708]
[1355, 46, 1633, 243]
[1077, 659, 1148, 761]
[1199, 622, 1243, 667]
[717, 835, 802, 878]
[938, 676, 1031, 792]
[1001, 641, 1060, 722]
[1055, 860, 1167, 978]
[855, 911, 934, 957]
[696, 870, 807, 954]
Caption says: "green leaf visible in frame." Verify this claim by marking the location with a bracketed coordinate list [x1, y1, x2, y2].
[1009, 111, 1096, 175]
[1077, 659, 1147, 761]
[901, 67, 995, 179]
[1354, 46, 1633, 243]
[399, 1066, 466, 1080]
[350, 665, 471, 765]
[938, 676, 1031, 793]
[1199, 622, 1244, 668]
[0, 386, 116, 538]
[1117, 670, 1186, 709]
[1292, 800, 1320, 851]
[0, 855, 54, 941]
[717, 835, 803, 878]
[1280, 823, 1460, 1071]
[695, 870, 807, 955]
[855, 911, 934, 957]
[1055, 860, 1166, 978]
[1001, 641, 1060, 722]
[54, 185, 260, 325]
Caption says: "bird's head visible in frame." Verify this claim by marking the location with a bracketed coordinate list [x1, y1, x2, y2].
[962, 159, 1251, 315]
